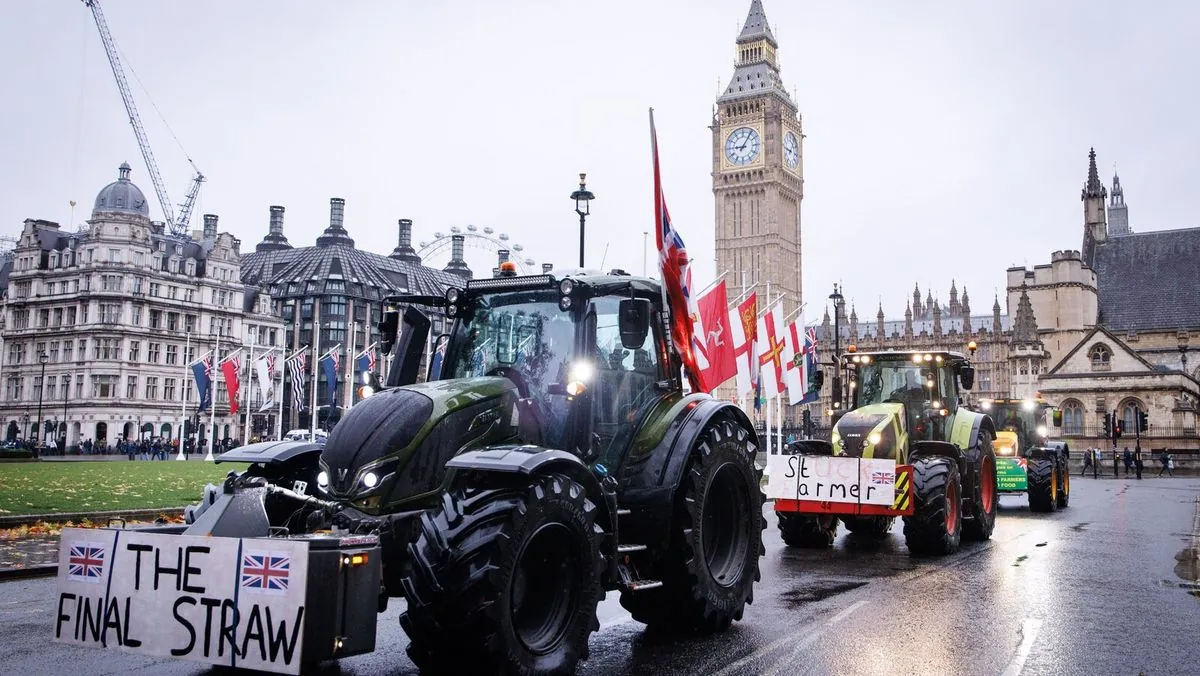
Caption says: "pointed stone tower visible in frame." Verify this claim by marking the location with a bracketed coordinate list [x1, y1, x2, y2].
[1009, 284, 1046, 399]
[912, 284, 922, 319]
[904, 301, 914, 339]
[1081, 148, 1108, 267]
[876, 303, 886, 338]
[992, 295, 1003, 334]
[849, 305, 858, 342]
[961, 287, 972, 337]
[932, 300, 943, 337]
[1108, 172, 1130, 237]
[948, 279, 961, 316]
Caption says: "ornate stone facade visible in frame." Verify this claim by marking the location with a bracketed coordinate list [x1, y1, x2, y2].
[0, 164, 283, 449]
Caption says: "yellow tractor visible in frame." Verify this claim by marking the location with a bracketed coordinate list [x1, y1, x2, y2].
[974, 397, 1068, 512]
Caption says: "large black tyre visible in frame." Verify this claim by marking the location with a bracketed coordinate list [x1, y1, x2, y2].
[399, 473, 605, 675]
[618, 416, 765, 634]
[1056, 456, 1070, 509]
[842, 516, 893, 539]
[903, 457, 962, 556]
[778, 513, 838, 548]
[1027, 458, 1058, 513]
[962, 434, 998, 542]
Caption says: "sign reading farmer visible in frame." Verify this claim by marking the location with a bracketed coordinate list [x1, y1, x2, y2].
[766, 455, 896, 506]
[54, 528, 309, 674]
[995, 457, 1029, 492]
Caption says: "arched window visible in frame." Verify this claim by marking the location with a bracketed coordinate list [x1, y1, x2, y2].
[1120, 399, 1143, 434]
[1061, 399, 1084, 434]
[1089, 344, 1112, 370]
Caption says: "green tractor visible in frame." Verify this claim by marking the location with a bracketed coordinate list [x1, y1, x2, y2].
[974, 397, 1069, 512]
[184, 269, 765, 674]
[769, 348, 999, 556]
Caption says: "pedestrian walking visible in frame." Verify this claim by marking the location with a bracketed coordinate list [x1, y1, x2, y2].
[1123, 447, 1133, 475]
[1158, 450, 1175, 477]
[1082, 447, 1093, 476]
[1133, 447, 1143, 480]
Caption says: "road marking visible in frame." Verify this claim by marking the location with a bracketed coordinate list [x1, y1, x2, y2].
[761, 599, 868, 676]
[711, 599, 867, 676]
[1000, 617, 1043, 676]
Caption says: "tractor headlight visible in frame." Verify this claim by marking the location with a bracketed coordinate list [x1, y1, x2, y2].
[1037, 425, 1048, 437]
[559, 278, 575, 296]
[1022, 399, 1035, 412]
[362, 471, 379, 489]
[317, 471, 329, 489]
[868, 432, 882, 446]
[566, 360, 593, 396]
[996, 445, 1014, 455]
[445, 287, 461, 304]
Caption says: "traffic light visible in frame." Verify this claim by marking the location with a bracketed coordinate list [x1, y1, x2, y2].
[802, 408, 814, 438]
[1138, 409, 1149, 432]
[1113, 419, 1122, 441]
[1103, 413, 1112, 440]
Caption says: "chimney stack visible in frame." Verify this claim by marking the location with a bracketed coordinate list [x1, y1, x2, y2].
[329, 198, 345, 231]
[256, 205, 293, 252]
[390, 218, 422, 264]
[443, 234, 473, 280]
[498, 249, 510, 265]
[202, 214, 218, 240]
[316, 197, 355, 248]
[398, 219, 413, 248]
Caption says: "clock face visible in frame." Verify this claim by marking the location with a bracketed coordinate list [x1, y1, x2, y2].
[725, 127, 761, 166]
[783, 131, 800, 169]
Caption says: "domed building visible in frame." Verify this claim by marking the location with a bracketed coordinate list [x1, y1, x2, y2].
[0, 163, 284, 451]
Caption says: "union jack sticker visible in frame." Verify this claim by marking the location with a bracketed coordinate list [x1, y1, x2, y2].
[240, 551, 291, 595]
[870, 471, 895, 485]
[67, 542, 107, 583]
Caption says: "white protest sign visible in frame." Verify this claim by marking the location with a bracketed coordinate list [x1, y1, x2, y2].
[766, 455, 897, 506]
[55, 528, 309, 674]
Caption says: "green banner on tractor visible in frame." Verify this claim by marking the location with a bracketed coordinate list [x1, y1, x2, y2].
[995, 457, 1028, 492]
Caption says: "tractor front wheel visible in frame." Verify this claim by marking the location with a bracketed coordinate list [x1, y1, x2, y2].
[1027, 458, 1058, 513]
[963, 435, 998, 542]
[1055, 456, 1071, 509]
[778, 513, 838, 548]
[619, 416, 764, 634]
[903, 457, 962, 556]
[399, 473, 605, 675]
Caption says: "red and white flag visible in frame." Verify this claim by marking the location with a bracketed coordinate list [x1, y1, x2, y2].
[756, 302, 795, 400]
[728, 293, 759, 400]
[221, 356, 242, 416]
[784, 318, 812, 405]
[696, 280, 737, 390]
[651, 109, 708, 392]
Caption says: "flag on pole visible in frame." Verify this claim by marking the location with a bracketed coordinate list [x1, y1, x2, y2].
[783, 319, 816, 405]
[355, 344, 377, 375]
[255, 355, 275, 412]
[287, 351, 307, 412]
[650, 109, 708, 392]
[728, 293, 759, 400]
[320, 352, 340, 407]
[696, 280, 737, 389]
[192, 352, 213, 411]
[755, 302, 794, 400]
[220, 354, 243, 416]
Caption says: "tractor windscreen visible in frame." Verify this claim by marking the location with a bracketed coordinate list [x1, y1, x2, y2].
[856, 359, 942, 409]
[987, 402, 1045, 451]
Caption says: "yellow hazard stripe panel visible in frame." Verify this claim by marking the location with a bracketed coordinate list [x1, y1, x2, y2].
[892, 467, 912, 511]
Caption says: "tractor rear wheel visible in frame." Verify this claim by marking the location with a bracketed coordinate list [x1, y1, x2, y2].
[963, 435, 998, 542]
[1056, 456, 1071, 509]
[1027, 458, 1058, 513]
[619, 416, 764, 634]
[903, 457, 962, 556]
[778, 513, 838, 548]
[399, 473, 605, 675]
[842, 516, 893, 539]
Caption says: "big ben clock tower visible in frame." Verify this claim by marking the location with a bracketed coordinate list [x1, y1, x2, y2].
[712, 0, 803, 320]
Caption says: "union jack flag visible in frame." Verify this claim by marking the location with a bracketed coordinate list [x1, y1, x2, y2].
[266, 353, 278, 379]
[202, 353, 213, 378]
[650, 109, 709, 392]
[67, 542, 107, 582]
[870, 471, 895, 485]
[241, 551, 291, 594]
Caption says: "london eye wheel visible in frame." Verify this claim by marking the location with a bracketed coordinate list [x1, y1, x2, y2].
[415, 225, 542, 276]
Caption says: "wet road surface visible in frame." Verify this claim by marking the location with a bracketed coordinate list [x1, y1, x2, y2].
[3, 476, 1198, 675]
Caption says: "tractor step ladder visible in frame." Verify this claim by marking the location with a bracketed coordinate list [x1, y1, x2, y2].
[617, 544, 647, 553]
[624, 579, 664, 591]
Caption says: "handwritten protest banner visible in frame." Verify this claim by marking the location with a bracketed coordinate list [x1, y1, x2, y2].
[55, 528, 309, 674]
[766, 454, 897, 506]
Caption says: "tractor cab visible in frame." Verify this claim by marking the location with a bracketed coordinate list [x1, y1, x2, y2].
[378, 271, 672, 467]
[839, 349, 976, 449]
[976, 398, 1059, 459]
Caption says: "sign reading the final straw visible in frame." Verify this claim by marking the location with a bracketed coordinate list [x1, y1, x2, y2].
[766, 455, 897, 506]
[54, 528, 309, 674]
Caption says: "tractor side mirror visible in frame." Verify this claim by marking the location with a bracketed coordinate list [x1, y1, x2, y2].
[958, 364, 976, 390]
[811, 369, 824, 392]
[618, 298, 652, 349]
[378, 310, 400, 355]
[385, 306, 431, 388]
[1052, 410, 1063, 427]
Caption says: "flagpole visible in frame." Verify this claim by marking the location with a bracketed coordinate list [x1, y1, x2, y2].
[277, 348, 289, 441]
[309, 344, 319, 439]
[243, 341, 254, 444]
[206, 331, 219, 461]
[176, 332, 190, 461]
[694, 271, 729, 299]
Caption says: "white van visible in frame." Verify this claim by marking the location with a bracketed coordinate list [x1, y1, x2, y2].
[283, 429, 329, 444]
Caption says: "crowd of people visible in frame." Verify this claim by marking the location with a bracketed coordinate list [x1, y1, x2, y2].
[1079, 446, 1177, 479]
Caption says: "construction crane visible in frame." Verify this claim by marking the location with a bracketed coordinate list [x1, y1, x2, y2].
[82, 0, 204, 239]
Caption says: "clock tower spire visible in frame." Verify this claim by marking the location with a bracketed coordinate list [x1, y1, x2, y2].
[712, 0, 804, 322]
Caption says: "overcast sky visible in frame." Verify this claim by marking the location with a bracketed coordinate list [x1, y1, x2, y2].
[2, 0, 1196, 323]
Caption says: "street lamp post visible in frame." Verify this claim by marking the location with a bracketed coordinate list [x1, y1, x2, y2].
[36, 352, 48, 453]
[570, 173, 595, 268]
[62, 374, 69, 451]
[828, 284, 845, 412]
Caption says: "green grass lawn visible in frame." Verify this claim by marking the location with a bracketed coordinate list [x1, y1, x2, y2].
[0, 462, 232, 516]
